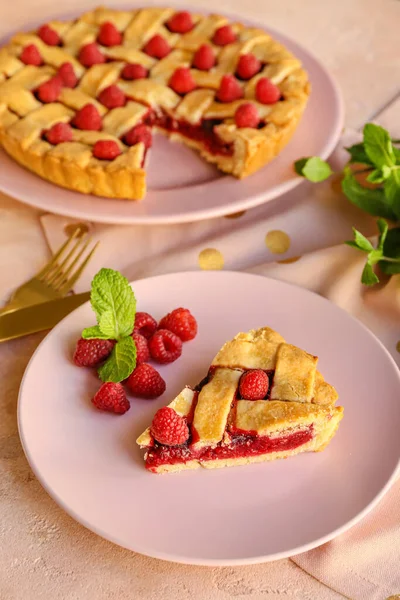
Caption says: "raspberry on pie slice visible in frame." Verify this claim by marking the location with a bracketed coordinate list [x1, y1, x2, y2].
[137, 327, 343, 473]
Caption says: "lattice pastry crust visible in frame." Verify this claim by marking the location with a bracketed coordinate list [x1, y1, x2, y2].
[0, 7, 310, 200]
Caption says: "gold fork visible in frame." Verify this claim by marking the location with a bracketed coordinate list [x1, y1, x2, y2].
[0, 228, 98, 316]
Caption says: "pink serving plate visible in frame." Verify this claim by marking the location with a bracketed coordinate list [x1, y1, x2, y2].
[18, 272, 400, 565]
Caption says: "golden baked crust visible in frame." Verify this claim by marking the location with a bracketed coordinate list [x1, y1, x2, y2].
[137, 327, 343, 473]
[0, 7, 310, 200]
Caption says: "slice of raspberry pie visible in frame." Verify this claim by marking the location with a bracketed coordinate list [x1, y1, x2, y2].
[0, 7, 310, 200]
[137, 327, 343, 473]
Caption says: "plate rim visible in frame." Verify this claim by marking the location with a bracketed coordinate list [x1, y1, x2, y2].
[17, 271, 400, 566]
[0, 4, 344, 225]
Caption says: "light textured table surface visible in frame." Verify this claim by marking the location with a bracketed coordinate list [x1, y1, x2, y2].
[0, 1, 399, 599]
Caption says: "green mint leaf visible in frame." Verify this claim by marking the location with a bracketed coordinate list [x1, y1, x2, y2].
[366, 169, 386, 184]
[345, 240, 367, 251]
[392, 138, 400, 145]
[363, 123, 395, 169]
[294, 158, 308, 176]
[302, 157, 333, 182]
[382, 227, 400, 260]
[82, 325, 111, 340]
[377, 218, 389, 251]
[384, 170, 400, 220]
[89, 268, 136, 340]
[98, 336, 136, 383]
[345, 142, 373, 165]
[393, 147, 400, 163]
[350, 228, 374, 252]
[342, 168, 397, 220]
[361, 262, 380, 286]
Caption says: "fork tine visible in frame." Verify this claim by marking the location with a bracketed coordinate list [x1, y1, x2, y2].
[37, 228, 83, 279]
[44, 234, 90, 287]
[57, 242, 99, 296]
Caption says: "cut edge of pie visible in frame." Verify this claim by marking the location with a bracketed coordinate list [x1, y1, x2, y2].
[137, 327, 343, 474]
[0, 7, 310, 200]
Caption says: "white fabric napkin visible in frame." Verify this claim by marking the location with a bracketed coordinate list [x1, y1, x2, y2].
[39, 130, 400, 599]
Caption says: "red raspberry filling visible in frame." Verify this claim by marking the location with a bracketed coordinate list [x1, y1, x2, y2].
[236, 53, 261, 80]
[121, 63, 148, 80]
[234, 102, 260, 128]
[150, 407, 189, 446]
[97, 21, 122, 47]
[169, 67, 196, 95]
[216, 74, 243, 102]
[58, 62, 78, 88]
[78, 42, 106, 67]
[72, 104, 102, 131]
[93, 140, 122, 160]
[45, 122, 73, 144]
[126, 363, 166, 399]
[256, 77, 281, 104]
[92, 382, 130, 415]
[143, 34, 171, 59]
[98, 84, 126, 109]
[148, 329, 182, 364]
[20, 44, 42, 66]
[38, 24, 61, 46]
[239, 369, 270, 400]
[212, 24, 237, 46]
[124, 124, 152, 149]
[167, 11, 194, 33]
[36, 76, 62, 103]
[192, 44, 216, 70]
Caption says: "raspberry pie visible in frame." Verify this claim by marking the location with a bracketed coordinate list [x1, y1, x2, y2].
[137, 327, 343, 473]
[0, 7, 310, 200]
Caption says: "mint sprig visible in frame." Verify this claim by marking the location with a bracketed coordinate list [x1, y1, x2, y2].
[82, 268, 137, 382]
[345, 219, 400, 285]
[294, 123, 400, 285]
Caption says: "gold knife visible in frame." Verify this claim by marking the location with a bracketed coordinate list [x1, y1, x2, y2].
[0, 291, 90, 342]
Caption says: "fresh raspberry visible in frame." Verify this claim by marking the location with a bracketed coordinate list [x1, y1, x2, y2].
[58, 62, 78, 88]
[143, 34, 171, 59]
[126, 363, 166, 399]
[216, 74, 243, 102]
[98, 84, 126, 109]
[158, 307, 197, 342]
[212, 24, 237, 46]
[73, 337, 115, 367]
[133, 311, 157, 338]
[150, 407, 189, 446]
[92, 382, 130, 415]
[20, 44, 42, 66]
[132, 332, 150, 364]
[97, 21, 122, 47]
[192, 44, 215, 70]
[78, 42, 106, 67]
[167, 11, 194, 33]
[148, 329, 182, 364]
[255, 77, 280, 104]
[133, 312, 157, 339]
[121, 62, 148, 80]
[93, 140, 121, 160]
[36, 76, 62, 103]
[239, 370, 270, 400]
[38, 24, 60, 46]
[236, 53, 261, 80]
[234, 102, 260, 128]
[45, 122, 73, 144]
[169, 67, 196, 95]
[124, 124, 152, 149]
[72, 104, 102, 131]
